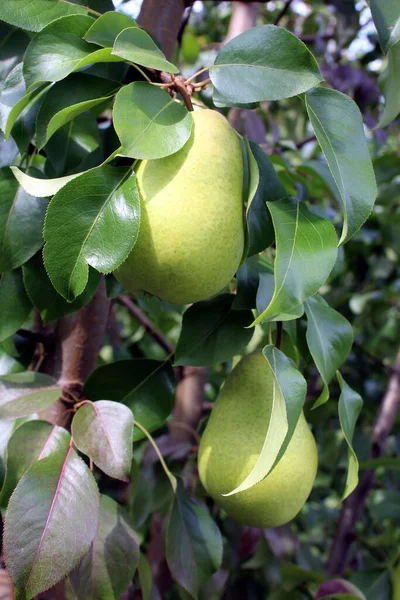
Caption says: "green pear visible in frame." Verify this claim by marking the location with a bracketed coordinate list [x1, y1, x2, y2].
[198, 351, 318, 528]
[115, 109, 245, 305]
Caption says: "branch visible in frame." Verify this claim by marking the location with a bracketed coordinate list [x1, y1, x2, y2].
[274, 0, 295, 25]
[327, 351, 400, 576]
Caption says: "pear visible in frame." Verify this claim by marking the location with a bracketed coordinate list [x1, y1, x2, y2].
[115, 109, 245, 305]
[198, 351, 318, 528]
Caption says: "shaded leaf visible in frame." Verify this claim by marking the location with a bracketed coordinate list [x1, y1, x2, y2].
[4, 442, 100, 599]
[175, 294, 253, 367]
[11, 166, 81, 197]
[305, 295, 353, 408]
[0, 372, 61, 419]
[0, 0, 87, 32]
[165, 481, 223, 599]
[43, 166, 140, 301]
[69, 495, 139, 600]
[138, 553, 162, 600]
[306, 87, 377, 244]
[370, 0, 400, 53]
[128, 459, 152, 529]
[337, 373, 363, 501]
[112, 27, 178, 73]
[0, 23, 30, 82]
[211, 25, 322, 105]
[0, 270, 31, 343]
[113, 82, 193, 159]
[252, 197, 337, 325]
[377, 43, 400, 128]
[84, 11, 138, 48]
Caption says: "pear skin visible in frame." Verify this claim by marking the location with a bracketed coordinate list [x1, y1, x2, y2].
[198, 352, 318, 528]
[115, 109, 245, 305]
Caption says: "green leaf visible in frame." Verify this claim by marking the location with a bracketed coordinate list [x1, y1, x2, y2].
[210, 25, 323, 105]
[0, 421, 70, 510]
[377, 43, 400, 128]
[304, 295, 353, 408]
[0, 167, 46, 272]
[138, 553, 162, 600]
[0, 0, 87, 32]
[165, 480, 223, 599]
[128, 459, 152, 528]
[370, 0, 400, 53]
[43, 166, 140, 301]
[256, 270, 304, 322]
[4, 442, 100, 599]
[0, 372, 61, 419]
[69, 494, 139, 600]
[83, 359, 175, 442]
[305, 87, 377, 244]
[233, 254, 273, 310]
[11, 165, 81, 197]
[252, 197, 337, 325]
[112, 27, 179, 73]
[72, 401, 134, 481]
[224, 350, 288, 496]
[337, 373, 363, 501]
[23, 253, 100, 324]
[247, 142, 285, 256]
[35, 73, 118, 149]
[0, 417, 33, 487]
[175, 294, 253, 367]
[0, 270, 31, 343]
[84, 11, 138, 48]
[113, 82, 193, 160]
[0, 24, 30, 84]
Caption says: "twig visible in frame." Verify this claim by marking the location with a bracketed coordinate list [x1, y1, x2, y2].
[274, 0, 295, 25]
[115, 295, 175, 355]
[173, 75, 194, 111]
[327, 351, 400, 576]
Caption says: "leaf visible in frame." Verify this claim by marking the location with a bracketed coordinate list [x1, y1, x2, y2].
[128, 460, 152, 529]
[113, 82, 193, 160]
[69, 494, 139, 600]
[0, 421, 70, 510]
[223, 349, 288, 496]
[0, 270, 31, 343]
[0, 24, 30, 84]
[43, 166, 140, 301]
[252, 197, 337, 325]
[0, 167, 46, 273]
[138, 553, 162, 600]
[175, 294, 253, 367]
[337, 373, 363, 501]
[84, 11, 138, 48]
[83, 359, 175, 442]
[247, 142, 286, 256]
[0, 372, 61, 419]
[0, 418, 32, 487]
[377, 43, 400, 128]
[4, 442, 100, 599]
[112, 27, 179, 73]
[72, 401, 134, 481]
[305, 87, 377, 244]
[370, 0, 400, 53]
[210, 25, 323, 105]
[35, 73, 118, 149]
[0, 0, 87, 32]
[304, 295, 353, 408]
[256, 271, 304, 322]
[10, 166, 81, 197]
[23, 253, 100, 324]
[165, 481, 223, 599]
[233, 254, 273, 310]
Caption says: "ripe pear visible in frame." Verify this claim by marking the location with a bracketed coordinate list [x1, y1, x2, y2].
[198, 351, 318, 528]
[115, 109, 245, 305]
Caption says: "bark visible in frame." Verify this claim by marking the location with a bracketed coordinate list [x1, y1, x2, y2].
[169, 366, 208, 442]
[225, 2, 260, 44]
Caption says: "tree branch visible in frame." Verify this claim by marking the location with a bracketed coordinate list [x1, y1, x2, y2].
[274, 0, 295, 25]
[327, 351, 400, 576]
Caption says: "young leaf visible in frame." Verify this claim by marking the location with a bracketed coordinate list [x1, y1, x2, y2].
[4, 442, 100, 599]
[23, 253, 100, 324]
[252, 197, 337, 325]
[72, 401, 134, 481]
[370, 0, 400, 53]
[377, 43, 400, 128]
[0, 0, 87, 32]
[43, 166, 140, 301]
[69, 494, 140, 600]
[113, 82, 193, 160]
[0, 372, 61, 419]
[223, 350, 288, 496]
[210, 25, 323, 105]
[174, 294, 253, 367]
[112, 27, 179, 73]
[11, 166, 81, 197]
[0, 167, 46, 272]
[83, 359, 175, 442]
[165, 481, 223, 599]
[84, 11, 138, 48]
[305, 87, 377, 244]
[304, 295, 353, 408]
[0, 269, 31, 343]
[35, 73, 118, 149]
[0, 421, 70, 509]
[337, 373, 363, 501]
